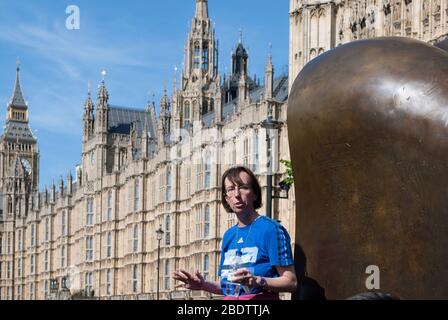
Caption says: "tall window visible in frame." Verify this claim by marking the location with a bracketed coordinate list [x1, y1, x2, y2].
[252, 131, 259, 173]
[7, 233, 11, 253]
[165, 216, 171, 246]
[17, 259, 21, 277]
[204, 152, 211, 189]
[44, 250, 49, 272]
[204, 255, 210, 281]
[86, 198, 94, 226]
[86, 236, 93, 262]
[202, 45, 209, 71]
[107, 190, 113, 221]
[243, 136, 249, 167]
[134, 179, 140, 211]
[204, 205, 210, 239]
[29, 283, 34, 300]
[31, 225, 35, 247]
[133, 225, 139, 253]
[184, 102, 190, 127]
[0, 234, 2, 254]
[45, 218, 49, 242]
[17, 285, 22, 300]
[85, 272, 93, 296]
[107, 232, 112, 258]
[164, 260, 170, 290]
[61, 211, 67, 236]
[166, 167, 172, 202]
[106, 269, 112, 295]
[193, 43, 200, 69]
[7, 261, 11, 278]
[30, 254, 35, 274]
[133, 265, 138, 293]
[44, 280, 49, 298]
[196, 163, 203, 191]
[61, 246, 66, 268]
[186, 167, 191, 197]
[18, 230, 22, 251]
[195, 206, 202, 240]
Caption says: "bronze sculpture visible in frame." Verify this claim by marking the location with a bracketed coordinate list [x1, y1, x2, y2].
[288, 37, 448, 299]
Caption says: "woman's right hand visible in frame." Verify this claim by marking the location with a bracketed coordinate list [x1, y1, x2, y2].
[173, 270, 205, 291]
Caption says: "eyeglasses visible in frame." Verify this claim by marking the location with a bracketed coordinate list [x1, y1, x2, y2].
[224, 184, 252, 196]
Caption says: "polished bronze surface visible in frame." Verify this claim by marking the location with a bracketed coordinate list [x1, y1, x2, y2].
[288, 37, 448, 299]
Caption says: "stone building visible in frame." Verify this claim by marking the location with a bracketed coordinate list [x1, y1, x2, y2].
[289, 0, 448, 90]
[0, 0, 293, 300]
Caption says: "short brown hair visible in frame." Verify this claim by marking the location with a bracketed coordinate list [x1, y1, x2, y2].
[221, 166, 262, 213]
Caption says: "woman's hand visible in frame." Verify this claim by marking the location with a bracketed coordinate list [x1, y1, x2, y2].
[173, 270, 205, 291]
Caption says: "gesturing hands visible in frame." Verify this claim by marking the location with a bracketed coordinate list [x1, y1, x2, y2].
[231, 268, 262, 289]
[173, 270, 205, 291]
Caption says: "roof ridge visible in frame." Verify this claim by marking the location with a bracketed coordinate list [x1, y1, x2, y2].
[109, 105, 146, 113]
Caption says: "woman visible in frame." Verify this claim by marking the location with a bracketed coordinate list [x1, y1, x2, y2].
[173, 166, 297, 300]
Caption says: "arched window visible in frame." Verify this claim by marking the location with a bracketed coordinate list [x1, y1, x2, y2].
[7, 196, 12, 214]
[134, 179, 140, 212]
[165, 216, 171, 246]
[106, 269, 112, 295]
[202, 44, 209, 71]
[204, 255, 210, 280]
[61, 246, 66, 268]
[252, 131, 259, 173]
[204, 205, 210, 239]
[45, 218, 49, 242]
[166, 167, 172, 202]
[164, 260, 170, 290]
[133, 225, 139, 253]
[61, 211, 67, 236]
[204, 152, 211, 189]
[31, 224, 35, 246]
[107, 232, 112, 258]
[17, 230, 22, 251]
[184, 102, 190, 126]
[133, 265, 138, 293]
[107, 190, 113, 221]
[86, 198, 94, 226]
[194, 42, 200, 69]
[44, 250, 49, 271]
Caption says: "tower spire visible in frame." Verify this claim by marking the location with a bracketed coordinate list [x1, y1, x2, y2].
[265, 43, 274, 100]
[9, 59, 27, 108]
[195, 0, 209, 20]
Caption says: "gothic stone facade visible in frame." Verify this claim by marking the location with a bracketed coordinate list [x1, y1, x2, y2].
[289, 0, 448, 90]
[0, 0, 294, 300]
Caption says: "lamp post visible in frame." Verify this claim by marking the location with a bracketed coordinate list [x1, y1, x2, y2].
[156, 225, 164, 300]
[261, 111, 281, 219]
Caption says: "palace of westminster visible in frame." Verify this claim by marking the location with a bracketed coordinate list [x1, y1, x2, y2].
[0, 0, 447, 300]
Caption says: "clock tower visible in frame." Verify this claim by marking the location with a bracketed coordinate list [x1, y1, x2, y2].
[0, 62, 39, 218]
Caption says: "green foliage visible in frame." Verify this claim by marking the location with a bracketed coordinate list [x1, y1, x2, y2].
[280, 159, 294, 187]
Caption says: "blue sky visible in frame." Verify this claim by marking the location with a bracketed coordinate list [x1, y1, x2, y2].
[0, 0, 289, 189]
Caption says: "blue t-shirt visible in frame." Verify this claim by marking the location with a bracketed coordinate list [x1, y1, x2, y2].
[218, 216, 294, 296]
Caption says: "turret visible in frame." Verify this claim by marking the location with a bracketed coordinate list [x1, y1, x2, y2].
[264, 47, 274, 100]
[83, 83, 95, 142]
[95, 71, 109, 134]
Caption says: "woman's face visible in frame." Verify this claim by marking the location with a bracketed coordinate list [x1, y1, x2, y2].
[224, 171, 256, 214]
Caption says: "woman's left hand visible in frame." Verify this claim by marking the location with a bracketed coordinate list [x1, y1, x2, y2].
[232, 268, 260, 289]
